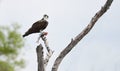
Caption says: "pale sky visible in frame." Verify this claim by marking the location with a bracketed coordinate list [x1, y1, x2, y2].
[0, 0, 120, 71]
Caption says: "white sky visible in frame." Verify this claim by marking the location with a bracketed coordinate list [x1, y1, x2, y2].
[0, 0, 120, 71]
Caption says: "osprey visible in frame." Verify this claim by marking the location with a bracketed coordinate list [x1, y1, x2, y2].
[23, 14, 49, 37]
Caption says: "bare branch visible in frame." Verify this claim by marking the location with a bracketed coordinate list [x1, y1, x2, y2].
[41, 32, 51, 52]
[40, 32, 54, 67]
[44, 50, 54, 67]
[52, 0, 113, 71]
[36, 32, 54, 70]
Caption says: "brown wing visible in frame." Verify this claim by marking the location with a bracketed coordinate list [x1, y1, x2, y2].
[32, 20, 48, 31]
[23, 20, 48, 37]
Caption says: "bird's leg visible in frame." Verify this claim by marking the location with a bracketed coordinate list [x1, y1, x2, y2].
[36, 30, 43, 43]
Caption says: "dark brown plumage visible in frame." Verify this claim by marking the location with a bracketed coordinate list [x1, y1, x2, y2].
[23, 14, 49, 37]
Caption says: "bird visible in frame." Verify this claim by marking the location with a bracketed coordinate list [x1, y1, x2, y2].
[23, 14, 49, 37]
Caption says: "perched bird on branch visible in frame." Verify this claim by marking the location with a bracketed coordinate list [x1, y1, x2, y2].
[23, 14, 49, 37]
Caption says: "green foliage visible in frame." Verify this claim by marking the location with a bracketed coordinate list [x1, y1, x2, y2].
[0, 24, 25, 71]
[0, 61, 14, 71]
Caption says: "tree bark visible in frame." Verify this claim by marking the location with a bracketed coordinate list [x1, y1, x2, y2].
[36, 32, 54, 71]
[36, 44, 45, 71]
[52, 0, 113, 71]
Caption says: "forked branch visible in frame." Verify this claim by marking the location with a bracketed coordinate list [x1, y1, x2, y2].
[36, 32, 54, 71]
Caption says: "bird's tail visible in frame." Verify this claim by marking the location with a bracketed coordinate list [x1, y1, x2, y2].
[22, 34, 26, 37]
[22, 32, 29, 38]
[22, 28, 34, 38]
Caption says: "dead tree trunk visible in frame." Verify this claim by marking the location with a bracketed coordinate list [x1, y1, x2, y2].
[36, 32, 54, 71]
[35, 0, 113, 71]
[36, 44, 45, 71]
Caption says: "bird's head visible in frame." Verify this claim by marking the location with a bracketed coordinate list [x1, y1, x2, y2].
[43, 14, 49, 21]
